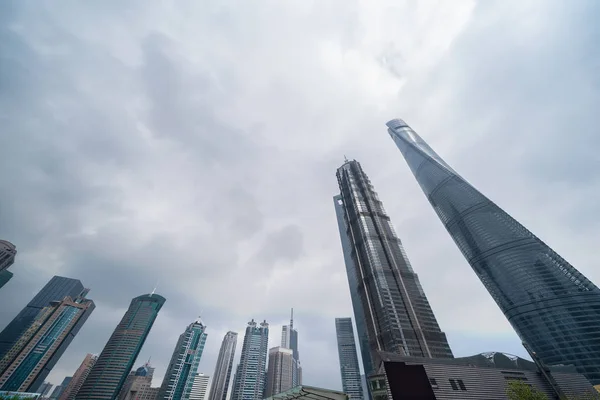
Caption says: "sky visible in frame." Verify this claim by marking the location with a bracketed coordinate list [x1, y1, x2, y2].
[1, 0, 600, 392]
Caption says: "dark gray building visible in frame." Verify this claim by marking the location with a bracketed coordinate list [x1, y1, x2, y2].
[335, 160, 453, 375]
[369, 351, 596, 399]
[386, 118, 600, 385]
[335, 318, 363, 400]
[0, 276, 85, 359]
[75, 293, 166, 400]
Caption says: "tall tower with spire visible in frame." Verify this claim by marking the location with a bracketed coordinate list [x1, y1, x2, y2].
[278, 309, 301, 387]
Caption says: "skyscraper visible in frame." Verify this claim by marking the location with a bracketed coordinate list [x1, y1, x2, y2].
[264, 347, 294, 397]
[0, 292, 95, 392]
[39, 382, 54, 398]
[50, 377, 73, 399]
[207, 331, 237, 400]
[158, 318, 208, 400]
[75, 293, 166, 399]
[59, 354, 98, 400]
[386, 117, 600, 385]
[118, 362, 158, 400]
[335, 318, 363, 400]
[0, 276, 85, 359]
[335, 160, 453, 373]
[279, 309, 301, 388]
[0, 240, 16, 273]
[230, 320, 269, 400]
[189, 373, 209, 400]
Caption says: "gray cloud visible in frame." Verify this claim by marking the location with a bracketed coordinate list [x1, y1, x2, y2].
[1, 0, 599, 393]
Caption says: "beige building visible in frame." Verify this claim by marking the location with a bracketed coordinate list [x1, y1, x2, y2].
[265, 347, 295, 397]
[59, 354, 98, 400]
[118, 362, 159, 400]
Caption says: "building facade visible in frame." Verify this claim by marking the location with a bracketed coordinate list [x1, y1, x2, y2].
[189, 373, 209, 400]
[335, 160, 453, 374]
[230, 320, 269, 400]
[0, 293, 95, 392]
[335, 318, 363, 400]
[207, 332, 237, 400]
[158, 318, 208, 400]
[38, 382, 54, 398]
[50, 377, 73, 399]
[386, 118, 600, 385]
[59, 354, 98, 400]
[0, 240, 16, 273]
[0, 276, 85, 360]
[118, 362, 158, 400]
[369, 351, 596, 400]
[280, 309, 301, 388]
[265, 347, 294, 397]
[75, 293, 166, 400]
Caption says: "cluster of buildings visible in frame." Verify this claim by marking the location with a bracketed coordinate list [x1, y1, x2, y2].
[332, 119, 600, 398]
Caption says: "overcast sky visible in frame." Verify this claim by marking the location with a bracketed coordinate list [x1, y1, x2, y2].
[1, 0, 600, 392]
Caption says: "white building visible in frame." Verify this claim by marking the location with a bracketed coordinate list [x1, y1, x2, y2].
[189, 373, 210, 400]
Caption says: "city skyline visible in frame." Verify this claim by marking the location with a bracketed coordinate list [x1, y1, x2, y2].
[2, 0, 600, 394]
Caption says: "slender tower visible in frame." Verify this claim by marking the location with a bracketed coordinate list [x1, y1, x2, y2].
[0, 276, 85, 359]
[230, 320, 269, 400]
[386, 118, 600, 385]
[0, 292, 95, 392]
[158, 318, 208, 400]
[335, 160, 453, 373]
[207, 332, 237, 400]
[75, 293, 166, 399]
[335, 318, 363, 400]
[280, 309, 301, 387]
[59, 354, 98, 400]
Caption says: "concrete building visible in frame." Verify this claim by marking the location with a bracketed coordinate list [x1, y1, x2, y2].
[265, 347, 294, 397]
[59, 354, 98, 400]
[38, 382, 54, 398]
[368, 351, 597, 399]
[50, 377, 72, 399]
[189, 373, 209, 400]
[0, 292, 94, 392]
[75, 293, 166, 400]
[207, 332, 237, 400]
[158, 318, 207, 400]
[118, 362, 158, 400]
[334, 318, 363, 400]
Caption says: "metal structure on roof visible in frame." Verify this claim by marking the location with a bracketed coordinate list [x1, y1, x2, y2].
[264, 385, 348, 400]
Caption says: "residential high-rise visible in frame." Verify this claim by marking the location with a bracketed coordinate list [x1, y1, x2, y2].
[264, 347, 294, 397]
[0, 240, 16, 273]
[75, 293, 166, 399]
[335, 318, 363, 400]
[230, 320, 269, 400]
[59, 354, 98, 400]
[335, 160, 453, 374]
[386, 117, 600, 385]
[158, 318, 208, 400]
[0, 276, 85, 359]
[118, 362, 158, 400]
[207, 332, 237, 400]
[189, 373, 209, 400]
[279, 309, 301, 387]
[0, 292, 95, 392]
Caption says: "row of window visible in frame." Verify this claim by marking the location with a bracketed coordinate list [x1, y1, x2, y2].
[429, 378, 467, 391]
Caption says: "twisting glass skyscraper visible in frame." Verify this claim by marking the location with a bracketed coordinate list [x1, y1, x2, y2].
[335, 160, 453, 375]
[158, 318, 208, 400]
[208, 332, 237, 400]
[386, 118, 600, 385]
[76, 293, 166, 399]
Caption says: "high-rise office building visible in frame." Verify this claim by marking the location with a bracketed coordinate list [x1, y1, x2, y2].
[386, 117, 600, 385]
[0, 292, 95, 392]
[158, 318, 208, 400]
[39, 382, 54, 398]
[118, 362, 158, 400]
[264, 347, 294, 397]
[75, 293, 166, 399]
[59, 353, 98, 400]
[0, 241, 16, 273]
[335, 318, 363, 400]
[50, 377, 73, 399]
[280, 309, 301, 387]
[189, 373, 209, 400]
[0, 276, 85, 359]
[335, 160, 453, 374]
[207, 331, 237, 400]
[230, 320, 269, 400]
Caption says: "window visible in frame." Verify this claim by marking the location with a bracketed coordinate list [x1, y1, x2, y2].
[449, 379, 467, 391]
[457, 379, 467, 391]
[429, 378, 438, 388]
[449, 379, 458, 390]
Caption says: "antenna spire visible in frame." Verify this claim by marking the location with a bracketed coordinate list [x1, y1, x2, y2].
[290, 308, 294, 329]
[344, 155, 349, 163]
[150, 279, 159, 296]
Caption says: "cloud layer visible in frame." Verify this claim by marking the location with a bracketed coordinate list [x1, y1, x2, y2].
[1, 0, 599, 391]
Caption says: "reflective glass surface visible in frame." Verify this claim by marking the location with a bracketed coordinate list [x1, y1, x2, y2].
[387, 119, 600, 385]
